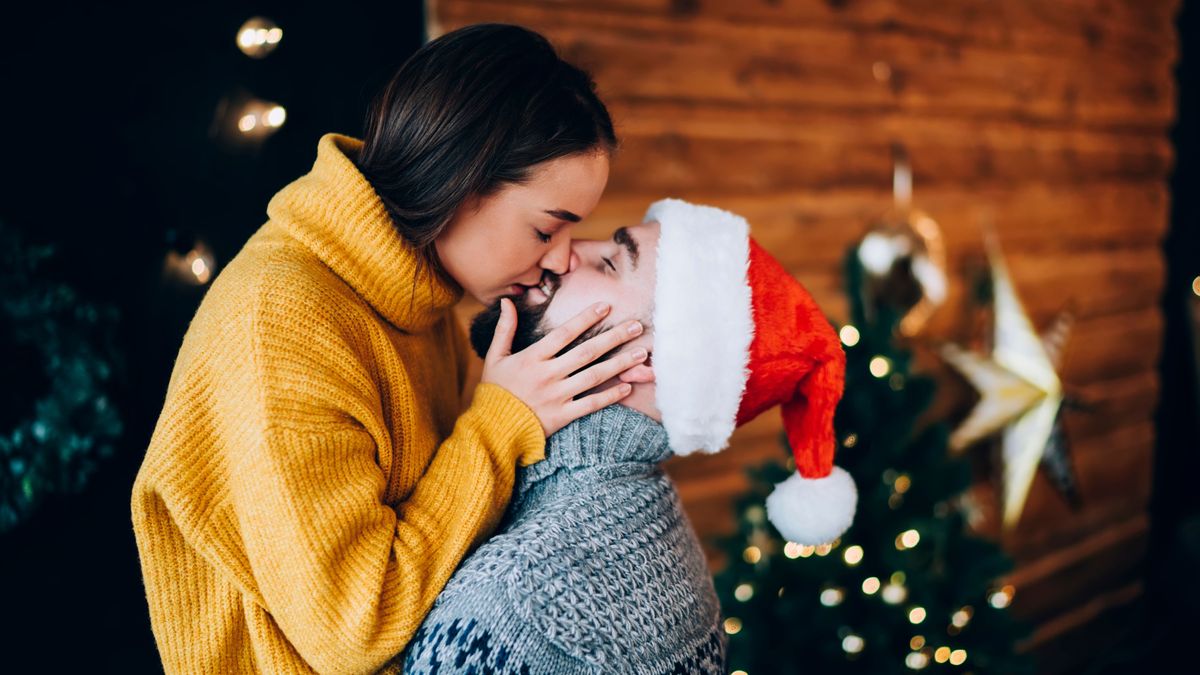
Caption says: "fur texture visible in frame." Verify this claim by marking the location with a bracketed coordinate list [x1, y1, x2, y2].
[645, 198, 754, 455]
[765, 466, 858, 545]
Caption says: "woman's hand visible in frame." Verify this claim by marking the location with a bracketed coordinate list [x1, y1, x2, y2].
[481, 299, 649, 437]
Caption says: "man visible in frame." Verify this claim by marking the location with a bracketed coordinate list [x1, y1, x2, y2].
[398, 199, 856, 673]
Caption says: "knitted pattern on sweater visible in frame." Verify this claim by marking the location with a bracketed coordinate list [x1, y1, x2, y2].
[398, 404, 727, 674]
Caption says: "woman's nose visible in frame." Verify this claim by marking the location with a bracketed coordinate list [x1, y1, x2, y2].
[542, 236, 573, 275]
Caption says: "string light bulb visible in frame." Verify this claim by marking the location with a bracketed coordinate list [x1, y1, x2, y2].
[237, 17, 283, 58]
[862, 577, 881, 595]
[870, 356, 892, 378]
[743, 546, 762, 564]
[908, 606, 927, 624]
[735, 584, 754, 602]
[843, 545, 864, 566]
[840, 325, 861, 346]
[724, 617, 743, 635]
[820, 587, 845, 607]
[842, 634, 865, 654]
[989, 585, 1015, 609]
[905, 651, 930, 669]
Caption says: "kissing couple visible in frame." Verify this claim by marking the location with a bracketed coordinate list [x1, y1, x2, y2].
[399, 198, 857, 674]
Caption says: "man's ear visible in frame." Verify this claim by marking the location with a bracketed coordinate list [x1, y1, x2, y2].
[618, 363, 655, 384]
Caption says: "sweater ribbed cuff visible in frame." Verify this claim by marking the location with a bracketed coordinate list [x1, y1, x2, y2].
[468, 383, 546, 467]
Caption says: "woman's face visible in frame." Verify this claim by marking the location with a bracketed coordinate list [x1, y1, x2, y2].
[434, 151, 610, 305]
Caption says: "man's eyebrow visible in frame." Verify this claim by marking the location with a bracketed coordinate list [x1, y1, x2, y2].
[613, 226, 639, 271]
[543, 209, 581, 223]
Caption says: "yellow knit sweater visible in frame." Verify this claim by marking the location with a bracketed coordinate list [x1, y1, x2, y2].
[131, 133, 546, 674]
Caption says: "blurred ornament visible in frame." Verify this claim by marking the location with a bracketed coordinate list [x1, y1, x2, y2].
[855, 144, 947, 336]
[940, 235, 1080, 529]
[237, 17, 283, 58]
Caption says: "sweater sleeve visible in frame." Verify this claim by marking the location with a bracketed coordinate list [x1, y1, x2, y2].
[222, 309, 546, 673]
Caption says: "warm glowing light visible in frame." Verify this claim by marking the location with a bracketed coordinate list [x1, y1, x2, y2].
[190, 257, 209, 278]
[842, 634, 865, 654]
[735, 584, 754, 602]
[951, 608, 973, 628]
[862, 577, 881, 594]
[891, 572, 907, 585]
[869, 356, 891, 378]
[910, 636, 926, 650]
[908, 607, 926, 624]
[989, 585, 1015, 609]
[815, 543, 833, 557]
[840, 325, 861, 346]
[935, 647, 951, 663]
[783, 542, 802, 559]
[906, 651, 929, 669]
[732, 672, 748, 675]
[238, 114, 257, 132]
[894, 474, 912, 493]
[882, 583, 907, 605]
[724, 618, 743, 635]
[1192, 275, 1200, 297]
[265, 105, 287, 127]
[820, 588, 845, 607]
[843, 433, 858, 448]
[844, 545, 864, 565]
[237, 17, 283, 58]
[950, 649, 967, 665]
[743, 546, 762, 564]
[901, 529, 920, 548]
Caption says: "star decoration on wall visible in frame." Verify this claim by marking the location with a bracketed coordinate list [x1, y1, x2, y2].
[940, 237, 1081, 530]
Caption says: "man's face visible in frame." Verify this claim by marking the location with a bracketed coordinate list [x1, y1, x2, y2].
[468, 220, 661, 361]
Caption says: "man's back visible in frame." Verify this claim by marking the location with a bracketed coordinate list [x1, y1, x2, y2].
[399, 404, 726, 674]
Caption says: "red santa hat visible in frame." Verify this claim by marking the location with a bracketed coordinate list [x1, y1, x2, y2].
[646, 198, 856, 546]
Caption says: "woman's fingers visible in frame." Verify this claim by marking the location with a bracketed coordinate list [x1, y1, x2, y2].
[484, 298, 517, 362]
[555, 318, 643, 376]
[529, 302, 612, 358]
[562, 382, 634, 419]
[560, 346, 648, 397]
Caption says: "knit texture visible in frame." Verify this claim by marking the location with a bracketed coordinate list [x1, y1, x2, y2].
[399, 404, 727, 674]
[131, 133, 547, 674]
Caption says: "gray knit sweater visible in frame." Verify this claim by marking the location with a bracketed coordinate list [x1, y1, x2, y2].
[396, 404, 726, 674]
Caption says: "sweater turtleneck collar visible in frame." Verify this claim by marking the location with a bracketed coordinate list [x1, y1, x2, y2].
[266, 133, 463, 333]
[515, 404, 671, 499]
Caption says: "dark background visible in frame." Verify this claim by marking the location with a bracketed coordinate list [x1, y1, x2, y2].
[0, 1, 1195, 672]
[0, 2, 422, 671]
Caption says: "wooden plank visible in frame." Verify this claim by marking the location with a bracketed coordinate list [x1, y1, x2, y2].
[605, 130, 1171, 194]
[482, 0, 1180, 64]
[1003, 513, 1148, 622]
[440, 0, 1178, 129]
[1018, 580, 1144, 669]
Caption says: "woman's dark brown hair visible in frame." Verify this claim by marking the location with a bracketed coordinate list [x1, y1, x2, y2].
[356, 23, 617, 281]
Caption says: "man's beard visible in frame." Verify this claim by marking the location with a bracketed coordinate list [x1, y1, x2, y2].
[468, 292, 554, 359]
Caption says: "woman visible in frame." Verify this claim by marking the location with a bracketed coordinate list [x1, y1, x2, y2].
[131, 24, 648, 674]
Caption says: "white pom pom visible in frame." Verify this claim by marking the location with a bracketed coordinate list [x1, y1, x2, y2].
[765, 466, 858, 546]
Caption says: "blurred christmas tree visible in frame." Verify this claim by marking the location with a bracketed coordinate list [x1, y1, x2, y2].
[0, 221, 123, 532]
[712, 249, 1033, 674]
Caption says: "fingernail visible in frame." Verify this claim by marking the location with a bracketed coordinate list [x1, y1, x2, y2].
[620, 383, 632, 394]
[631, 348, 647, 360]
[595, 303, 611, 315]
[627, 321, 642, 335]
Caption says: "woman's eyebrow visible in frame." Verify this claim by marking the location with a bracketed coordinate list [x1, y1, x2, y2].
[613, 226, 639, 271]
[543, 208, 581, 223]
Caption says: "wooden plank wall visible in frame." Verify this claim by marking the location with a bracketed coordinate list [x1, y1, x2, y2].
[432, 0, 1180, 670]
